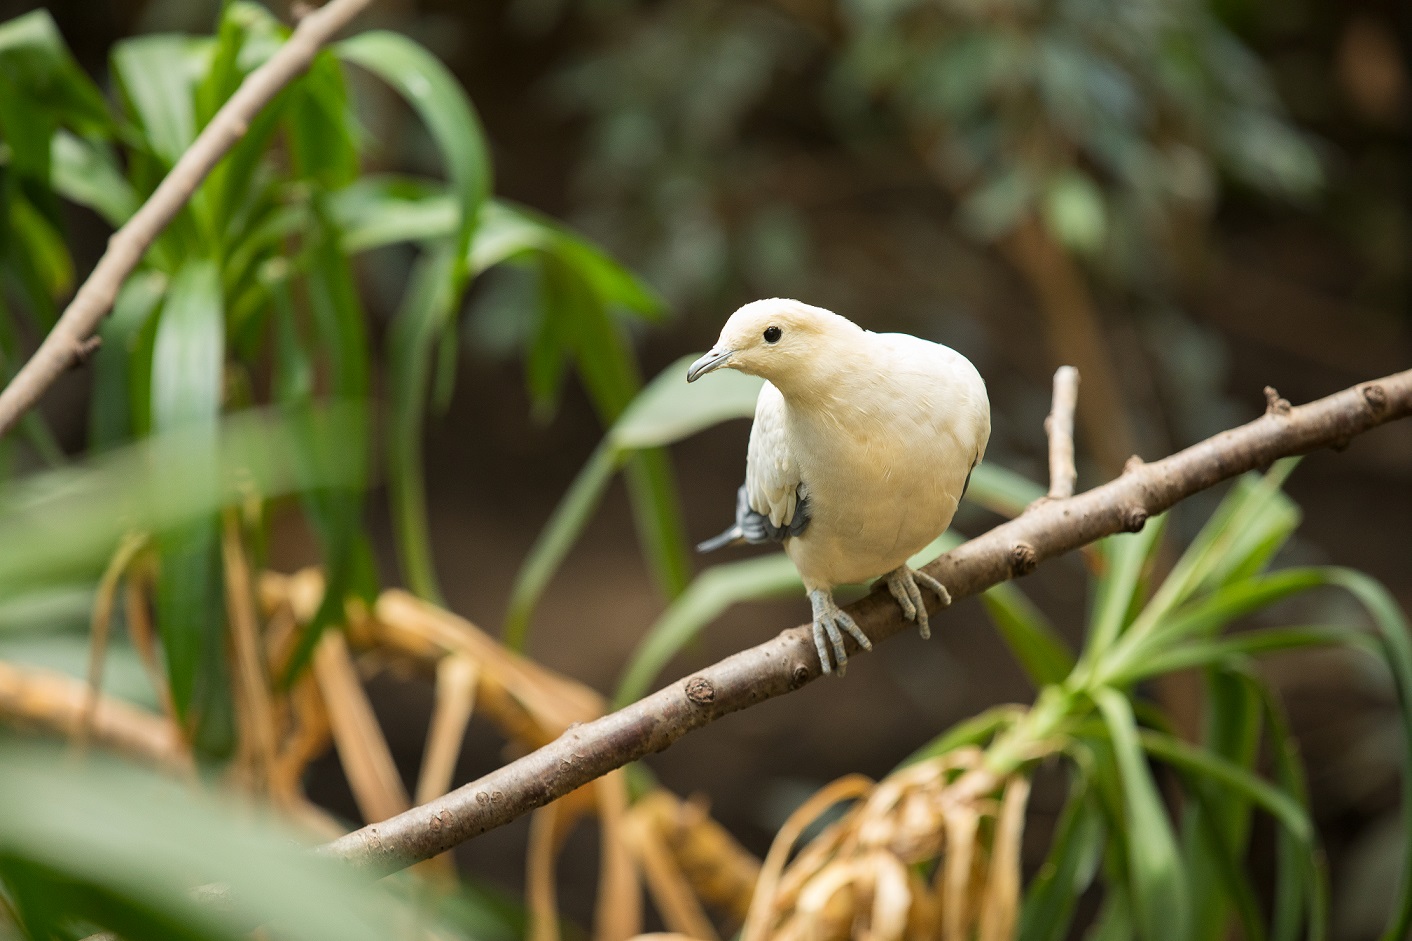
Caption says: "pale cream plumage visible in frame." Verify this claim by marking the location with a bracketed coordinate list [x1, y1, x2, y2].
[689, 298, 991, 675]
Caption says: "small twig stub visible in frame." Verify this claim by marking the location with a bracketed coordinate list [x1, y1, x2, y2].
[1045, 366, 1080, 499]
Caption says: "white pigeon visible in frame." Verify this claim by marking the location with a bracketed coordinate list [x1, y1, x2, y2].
[688, 298, 991, 675]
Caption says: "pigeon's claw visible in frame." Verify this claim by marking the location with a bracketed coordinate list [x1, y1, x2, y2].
[885, 566, 952, 640]
[808, 589, 871, 676]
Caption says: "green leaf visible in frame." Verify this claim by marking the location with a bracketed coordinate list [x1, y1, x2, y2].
[330, 175, 458, 252]
[611, 354, 763, 449]
[1102, 567, 1332, 683]
[385, 244, 457, 602]
[962, 462, 1046, 518]
[1320, 568, 1412, 941]
[50, 131, 139, 227]
[536, 257, 690, 603]
[8, 188, 74, 308]
[0, 741, 445, 941]
[286, 49, 359, 189]
[1215, 666, 1331, 941]
[150, 260, 223, 432]
[1111, 625, 1347, 684]
[1019, 776, 1106, 941]
[1141, 460, 1299, 625]
[504, 355, 756, 649]
[1141, 727, 1312, 853]
[623, 448, 692, 602]
[88, 270, 167, 451]
[0, 11, 108, 127]
[336, 30, 491, 272]
[112, 34, 201, 167]
[148, 258, 228, 750]
[0, 10, 110, 179]
[979, 580, 1075, 687]
[1182, 775, 1268, 941]
[193, 6, 291, 245]
[1077, 514, 1166, 674]
[269, 280, 374, 685]
[504, 440, 620, 651]
[506, 203, 663, 316]
[1093, 687, 1190, 941]
[901, 703, 1027, 767]
[1085, 881, 1136, 941]
[0, 299, 64, 466]
[612, 553, 802, 707]
[0, 405, 367, 598]
[305, 209, 370, 400]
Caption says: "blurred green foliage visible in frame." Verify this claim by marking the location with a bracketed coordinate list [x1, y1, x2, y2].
[546, 0, 1322, 304]
[0, 3, 692, 751]
[0, 740, 525, 941]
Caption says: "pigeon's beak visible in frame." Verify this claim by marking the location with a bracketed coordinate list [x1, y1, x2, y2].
[686, 347, 735, 383]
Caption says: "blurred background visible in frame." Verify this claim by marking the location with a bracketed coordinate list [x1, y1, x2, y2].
[0, 0, 1408, 936]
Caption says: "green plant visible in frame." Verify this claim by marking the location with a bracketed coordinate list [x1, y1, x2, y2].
[923, 459, 1412, 941]
[536, 356, 1412, 938]
[0, 3, 690, 752]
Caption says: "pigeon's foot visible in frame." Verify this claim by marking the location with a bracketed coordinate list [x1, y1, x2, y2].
[808, 589, 871, 676]
[884, 566, 952, 640]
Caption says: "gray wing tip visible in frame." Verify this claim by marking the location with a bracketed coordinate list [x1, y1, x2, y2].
[697, 527, 744, 553]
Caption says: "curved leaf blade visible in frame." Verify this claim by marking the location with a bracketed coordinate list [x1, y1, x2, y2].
[336, 30, 491, 270]
[1093, 687, 1190, 941]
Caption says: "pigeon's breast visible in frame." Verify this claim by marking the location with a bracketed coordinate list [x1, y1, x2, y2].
[782, 344, 988, 588]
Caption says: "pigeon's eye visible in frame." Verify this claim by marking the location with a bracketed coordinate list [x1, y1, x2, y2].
[763, 326, 782, 344]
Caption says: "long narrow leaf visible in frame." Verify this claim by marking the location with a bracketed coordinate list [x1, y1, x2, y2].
[1111, 626, 1348, 684]
[1019, 776, 1105, 941]
[386, 245, 457, 602]
[336, 30, 490, 270]
[505, 356, 760, 650]
[1321, 568, 1412, 941]
[1077, 516, 1166, 675]
[148, 258, 229, 753]
[88, 271, 166, 451]
[612, 553, 802, 707]
[504, 441, 621, 650]
[1093, 687, 1190, 941]
[980, 580, 1074, 687]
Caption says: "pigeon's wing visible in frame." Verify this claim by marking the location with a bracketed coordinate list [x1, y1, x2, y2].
[697, 382, 810, 552]
[744, 382, 804, 533]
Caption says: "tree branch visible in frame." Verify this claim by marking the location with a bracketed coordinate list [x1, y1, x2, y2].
[320, 369, 1412, 875]
[0, 660, 189, 772]
[0, 0, 376, 438]
[1044, 365, 1079, 499]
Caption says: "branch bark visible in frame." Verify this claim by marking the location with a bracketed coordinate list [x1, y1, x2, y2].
[0, 0, 376, 438]
[321, 368, 1412, 875]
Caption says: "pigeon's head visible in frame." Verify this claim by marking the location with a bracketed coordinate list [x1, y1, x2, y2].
[686, 298, 861, 386]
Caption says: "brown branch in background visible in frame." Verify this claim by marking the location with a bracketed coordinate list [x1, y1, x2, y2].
[222, 513, 279, 789]
[319, 369, 1412, 876]
[77, 532, 148, 748]
[1044, 366, 1079, 499]
[999, 218, 1138, 476]
[0, 0, 377, 438]
[0, 660, 189, 772]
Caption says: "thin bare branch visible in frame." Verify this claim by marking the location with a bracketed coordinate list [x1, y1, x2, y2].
[0, 0, 376, 438]
[1044, 366, 1079, 499]
[0, 660, 188, 771]
[319, 369, 1412, 876]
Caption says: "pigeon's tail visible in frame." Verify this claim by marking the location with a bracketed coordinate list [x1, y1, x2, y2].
[696, 526, 744, 553]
